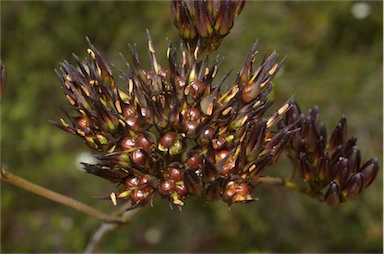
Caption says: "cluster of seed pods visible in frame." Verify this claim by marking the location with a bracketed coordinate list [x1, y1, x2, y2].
[54, 32, 297, 209]
[172, 0, 246, 58]
[53, 0, 379, 209]
[280, 101, 379, 207]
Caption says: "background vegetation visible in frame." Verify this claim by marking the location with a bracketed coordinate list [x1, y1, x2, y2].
[1, 1, 382, 252]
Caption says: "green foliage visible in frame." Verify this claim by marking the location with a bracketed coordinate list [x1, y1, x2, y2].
[1, 1, 382, 252]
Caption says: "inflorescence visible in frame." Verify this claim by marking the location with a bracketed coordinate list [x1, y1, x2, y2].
[52, 0, 379, 210]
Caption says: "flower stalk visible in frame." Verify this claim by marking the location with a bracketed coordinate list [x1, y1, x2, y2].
[1, 165, 123, 223]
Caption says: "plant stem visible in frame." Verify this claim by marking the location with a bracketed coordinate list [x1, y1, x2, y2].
[256, 175, 325, 201]
[84, 206, 144, 253]
[256, 176, 310, 194]
[1, 165, 123, 223]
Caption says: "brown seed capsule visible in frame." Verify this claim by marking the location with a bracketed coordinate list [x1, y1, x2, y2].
[131, 149, 146, 166]
[138, 174, 156, 192]
[216, 150, 229, 163]
[184, 152, 203, 169]
[183, 107, 202, 135]
[236, 182, 249, 196]
[198, 126, 215, 146]
[160, 179, 176, 195]
[168, 166, 184, 182]
[125, 115, 139, 129]
[122, 105, 136, 118]
[159, 131, 176, 149]
[131, 189, 147, 204]
[175, 184, 188, 197]
[77, 117, 91, 133]
[223, 181, 236, 195]
[223, 185, 236, 199]
[222, 154, 237, 175]
[136, 133, 153, 152]
[121, 136, 136, 150]
[241, 82, 260, 103]
[124, 176, 139, 189]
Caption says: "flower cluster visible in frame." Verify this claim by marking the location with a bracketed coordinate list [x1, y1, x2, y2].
[280, 101, 379, 207]
[53, 0, 379, 210]
[53, 33, 294, 209]
[172, 0, 245, 58]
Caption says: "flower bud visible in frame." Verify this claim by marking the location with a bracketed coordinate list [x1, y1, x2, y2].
[342, 173, 363, 200]
[325, 181, 342, 207]
[359, 158, 379, 188]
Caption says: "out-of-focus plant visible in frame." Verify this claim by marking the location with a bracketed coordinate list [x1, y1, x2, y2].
[1, 1, 380, 252]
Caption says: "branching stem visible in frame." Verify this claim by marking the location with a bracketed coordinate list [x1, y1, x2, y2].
[256, 175, 325, 202]
[256, 176, 310, 194]
[1, 165, 123, 223]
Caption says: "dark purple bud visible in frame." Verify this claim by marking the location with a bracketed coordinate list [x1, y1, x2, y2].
[334, 157, 350, 188]
[359, 158, 379, 188]
[325, 181, 342, 207]
[318, 151, 330, 183]
[299, 152, 312, 182]
[342, 172, 363, 200]
[328, 116, 347, 152]
[347, 146, 361, 174]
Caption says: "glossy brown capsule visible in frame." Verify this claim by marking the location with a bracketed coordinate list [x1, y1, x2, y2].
[160, 179, 176, 195]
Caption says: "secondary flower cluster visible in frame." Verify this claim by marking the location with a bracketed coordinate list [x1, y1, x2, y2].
[280, 101, 379, 207]
[172, 0, 245, 58]
[53, 34, 294, 209]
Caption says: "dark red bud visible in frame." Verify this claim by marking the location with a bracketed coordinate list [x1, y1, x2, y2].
[121, 136, 136, 150]
[169, 166, 184, 182]
[175, 184, 188, 197]
[77, 117, 91, 132]
[131, 189, 147, 204]
[241, 82, 260, 103]
[199, 126, 215, 146]
[236, 182, 249, 196]
[160, 179, 176, 195]
[131, 149, 146, 166]
[216, 150, 229, 163]
[159, 131, 176, 149]
[124, 176, 139, 189]
[138, 174, 156, 192]
[136, 133, 153, 152]
[125, 115, 139, 129]
[184, 152, 203, 169]
[122, 105, 136, 118]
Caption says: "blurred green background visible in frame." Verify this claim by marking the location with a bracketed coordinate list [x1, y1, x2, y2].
[1, 1, 382, 253]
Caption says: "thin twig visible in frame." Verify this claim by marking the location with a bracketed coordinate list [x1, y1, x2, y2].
[256, 176, 310, 194]
[1, 165, 123, 223]
[256, 175, 325, 201]
[84, 207, 145, 253]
